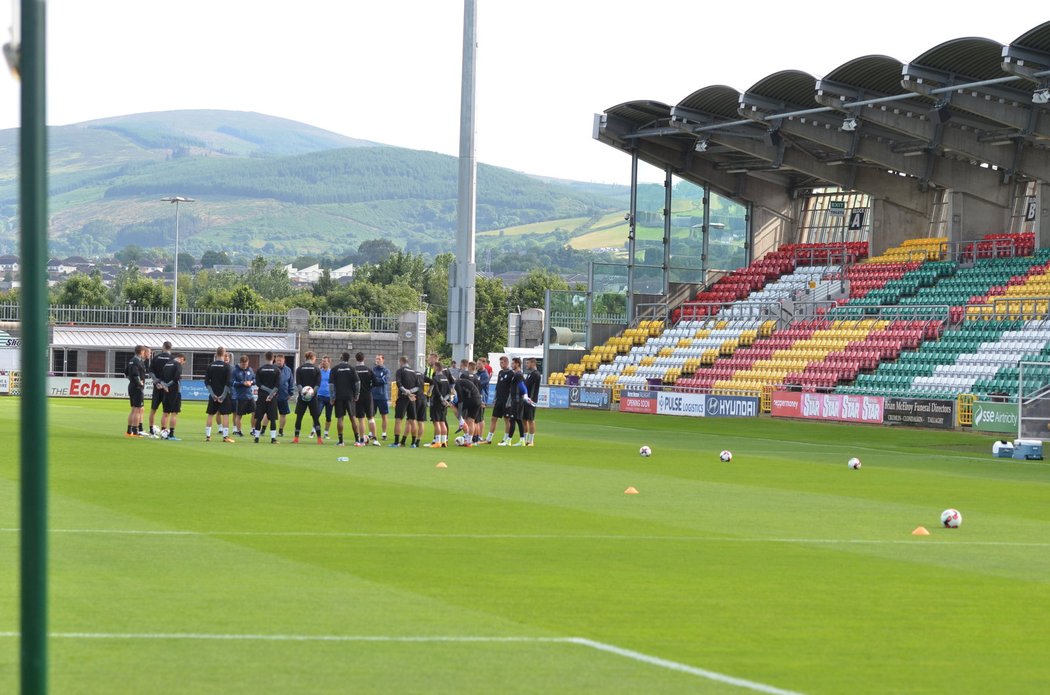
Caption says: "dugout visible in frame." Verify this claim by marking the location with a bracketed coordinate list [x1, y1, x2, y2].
[49, 326, 298, 378]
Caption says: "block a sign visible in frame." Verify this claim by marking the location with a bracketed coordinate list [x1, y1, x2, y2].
[770, 391, 883, 424]
[619, 389, 658, 415]
[972, 400, 1019, 434]
[705, 394, 759, 418]
[656, 391, 706, 417]
[568, 386, 611, 411]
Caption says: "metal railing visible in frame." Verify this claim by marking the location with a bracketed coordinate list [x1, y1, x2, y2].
[0, 303, 401, 333]
[309, 313, 401, 332]
[549, 313, 627, 334]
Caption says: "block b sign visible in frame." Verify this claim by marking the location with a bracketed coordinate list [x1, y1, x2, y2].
[972, 401, 1018, 434]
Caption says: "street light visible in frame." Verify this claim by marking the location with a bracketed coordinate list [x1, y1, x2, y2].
[160, 196, 194, 327]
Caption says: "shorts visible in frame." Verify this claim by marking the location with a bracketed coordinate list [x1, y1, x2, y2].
[235, 398, 256, 416]
[430, 401, 447, 423]
[355, 393, 375, 419]
[128, 385, 144, 409]
[150, 386, 165, 410]
[334, 398, 354, 419]
[373, 395, 389, 415]
[277, 399, 291, 415]
[414, 397, 427, 422]
[254, 397, 278, 426]
[395, 396, 412, 420]
[491, 398, 508, 418]
[206, 396, 233, 416]
[523, 404, 537, 422]
[162, 392, 182, 414]
[461, 400, 481, 422]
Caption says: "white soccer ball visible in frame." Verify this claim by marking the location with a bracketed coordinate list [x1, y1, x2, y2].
[639, 445, 652, 457]
[719, 450, 732, 462]
[159, 429, 170, 439]
[300, 386, 315, 402]
[455, 435, 466, 447]
[848, 457, 862, 470]
[151, 425, 161, 436]
[940, 508, 962, 528]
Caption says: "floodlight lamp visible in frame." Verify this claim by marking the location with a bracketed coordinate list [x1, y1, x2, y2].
[694, 138, 709, 153]
[1033, 88, 1050, 105]
[840, 116, 858, 132]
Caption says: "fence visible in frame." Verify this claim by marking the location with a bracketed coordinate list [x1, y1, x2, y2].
[0, 304, 400, 333]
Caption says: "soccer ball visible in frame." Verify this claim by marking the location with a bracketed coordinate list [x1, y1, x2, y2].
[300, 386, 315, 402]
[719, 450, 732, 462]
[159, 429, 170, 439]
[151, 425, 161, 436]
[940, 508, 962, 528]
[455, 435, 466, 447]
[848, 457, 862, 469]
[639, 445, 652, 457]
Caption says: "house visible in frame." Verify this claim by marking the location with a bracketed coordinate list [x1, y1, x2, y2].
[0, 255, 19, 273]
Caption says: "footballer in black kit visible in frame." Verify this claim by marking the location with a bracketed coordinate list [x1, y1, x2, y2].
[204, 351, 234, 417]
[253, 352, 281, 443]
[330, 352, 361, 446]
[293, 351, 323, 443]
[204, 347, 235, 442]
[148, 341, 173, 433]
[125, 345, 148, 436]
[454, 370, 483, 445]
[427, 364, 452, 446]
[353, 352, 378, 444]
[391, 356, 420, 447]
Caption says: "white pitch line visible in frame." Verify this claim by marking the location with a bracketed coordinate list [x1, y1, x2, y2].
[0, 632, 802, 693]
[0, 528, 1047, 547]
[568, 638, 803, 695]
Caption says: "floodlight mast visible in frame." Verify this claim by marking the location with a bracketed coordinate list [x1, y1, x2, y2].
[450, 0, 477, 363]
[161, 196, 195, 328]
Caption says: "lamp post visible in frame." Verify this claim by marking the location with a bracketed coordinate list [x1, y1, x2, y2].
[160, 196, 194, 328]
[126, 298, 136, 326]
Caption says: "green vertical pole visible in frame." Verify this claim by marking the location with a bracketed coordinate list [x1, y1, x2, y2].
[19, 0, 49, 693]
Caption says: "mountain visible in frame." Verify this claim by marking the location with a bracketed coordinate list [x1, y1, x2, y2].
[0, 110, 623, 259]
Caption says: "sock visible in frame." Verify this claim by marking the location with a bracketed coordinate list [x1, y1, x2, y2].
[486, 432, 493, 442]
[138, 424, 143, 433]
[271, 429, 277, 441]
[127, 425, 132, 434]
[169, 428, 175, 437]
[222, 427, 228, 437]
[206, 426, 212, 438]
[338, 432, 343, 443]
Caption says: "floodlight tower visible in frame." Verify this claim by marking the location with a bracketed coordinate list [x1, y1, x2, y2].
[161, 196, 194, 327]
[449, 0, 477, 363]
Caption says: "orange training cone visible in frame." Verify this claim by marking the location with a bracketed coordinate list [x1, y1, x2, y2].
[624, 486, 639, 495]
[436, 462, 448, 469]
[911, 526, 930, 536]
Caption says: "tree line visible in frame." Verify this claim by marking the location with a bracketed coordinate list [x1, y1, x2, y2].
[0, 242, 592, 358]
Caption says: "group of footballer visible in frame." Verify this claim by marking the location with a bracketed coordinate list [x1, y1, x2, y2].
[125, 343, 542, 448]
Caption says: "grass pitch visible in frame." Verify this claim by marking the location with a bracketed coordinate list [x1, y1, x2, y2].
[2, 398, 1050, 693]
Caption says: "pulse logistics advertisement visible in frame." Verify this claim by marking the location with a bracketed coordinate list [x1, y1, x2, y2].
[656, 391, 706, 417]
[619, 392, 759, 417]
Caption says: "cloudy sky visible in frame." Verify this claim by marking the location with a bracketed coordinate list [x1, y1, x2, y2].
[0, 2, 1042, 183]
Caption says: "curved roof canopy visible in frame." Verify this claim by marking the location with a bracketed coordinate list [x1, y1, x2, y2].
[597, 20, 1050, 197]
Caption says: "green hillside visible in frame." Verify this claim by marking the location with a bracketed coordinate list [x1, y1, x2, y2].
[0, 110, 624, 258]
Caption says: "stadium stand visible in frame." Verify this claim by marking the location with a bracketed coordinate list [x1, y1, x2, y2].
[552, 233, 1050, 404]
